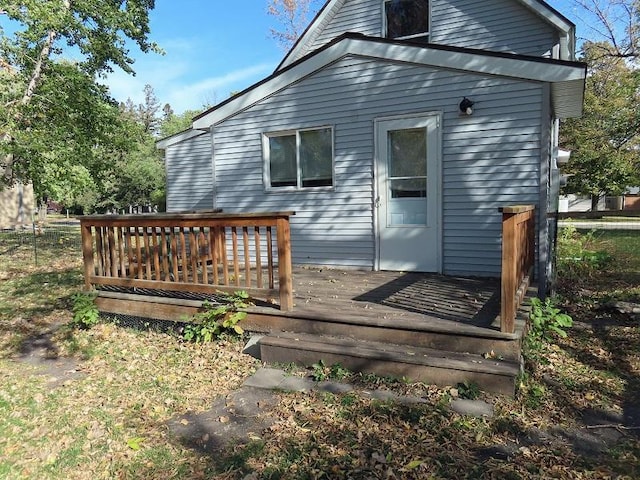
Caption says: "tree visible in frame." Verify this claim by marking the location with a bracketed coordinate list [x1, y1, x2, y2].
[560, 41, 640, 209]
[0, 0, 159, 192]
[572, 0, 639, 60]
[267, 0, 322, 49]
[137, 84, 161, 134]
[159, 109, 203, 138]
[5, 60, 140, 207]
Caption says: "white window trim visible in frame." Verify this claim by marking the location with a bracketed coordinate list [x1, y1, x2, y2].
[263, 126, 335, 192]
[382, 0, 431, 42]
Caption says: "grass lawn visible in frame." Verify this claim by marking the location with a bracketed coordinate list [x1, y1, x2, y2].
[0, 225, 639, 479]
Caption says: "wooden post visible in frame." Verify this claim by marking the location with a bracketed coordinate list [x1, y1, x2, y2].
[81, 223, 95, 291]
[501, 211, 517, 334]
[276, 217, 293, 311]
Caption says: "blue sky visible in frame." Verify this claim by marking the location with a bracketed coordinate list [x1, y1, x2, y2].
[108, 0, 591, 114]
[105, 0, 293, 114]
[0, 1, 598, 115]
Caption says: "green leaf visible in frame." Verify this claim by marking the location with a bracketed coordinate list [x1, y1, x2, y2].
[127, 437, 144, 451]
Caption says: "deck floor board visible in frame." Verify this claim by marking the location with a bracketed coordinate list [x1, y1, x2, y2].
[257, 267, 502, 331]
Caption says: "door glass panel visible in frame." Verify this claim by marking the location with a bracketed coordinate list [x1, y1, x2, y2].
[388, 128, 426, 177]
[387, 127, 428, 226]
[390, 178, 427, 198]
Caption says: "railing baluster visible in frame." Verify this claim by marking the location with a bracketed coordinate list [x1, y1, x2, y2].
[200, 230, 209, 285]
[232, 227, 240, 287]
[210, 227, 219, 285]
[243, 226, 251, 288]
[160, 228, 170, 281]
[189, 228, 198, 284]
[151, 227, 161, 281]
[266, 226, 274, 289]
[108, 227, 117, 277]
[255, 226, 263, 289]
[95, 227, 104, 276]
[126, 227, 134, 278]
[221, 228, 229, 286]
[117, 227, 125, 278]
[179, 229, 188, 283]
[170, 228, 179, 282]
[142, 227, 152, 280]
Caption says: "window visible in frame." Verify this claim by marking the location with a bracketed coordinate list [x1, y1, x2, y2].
[264, 127, 334, 189]
[384, 0, 430, 41]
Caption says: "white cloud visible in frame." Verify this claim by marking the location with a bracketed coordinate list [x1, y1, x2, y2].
[163, 63, 274, 113]
[102, 35, 275, 114]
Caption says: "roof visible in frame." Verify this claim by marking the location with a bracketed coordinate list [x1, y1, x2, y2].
[156, 126, 208, 150]
[277, 0, 577, 71]
[190, 33, 585, 131]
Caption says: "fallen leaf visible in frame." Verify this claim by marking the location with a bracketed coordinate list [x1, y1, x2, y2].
[404, 459, 424, 470]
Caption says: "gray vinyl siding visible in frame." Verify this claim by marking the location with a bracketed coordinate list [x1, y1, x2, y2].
[431, 0, 558, 56]
[213, 55, 543, 274]
[309, 0, 381, 54]
[295, 0, 558, 62]
[165, 133, 214, 212]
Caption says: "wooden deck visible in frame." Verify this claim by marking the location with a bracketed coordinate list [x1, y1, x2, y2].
[85, 209, 536, 394]
[252, 267, 503, 331]
[247, 268, 529, 395]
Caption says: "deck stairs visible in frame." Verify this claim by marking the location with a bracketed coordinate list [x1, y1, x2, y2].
[244, 300, 531, 396]
[95, 286, 533, 396]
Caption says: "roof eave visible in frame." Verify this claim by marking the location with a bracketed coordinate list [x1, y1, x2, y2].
[156, 128, 209, 150]
[193, 35, 586, 129]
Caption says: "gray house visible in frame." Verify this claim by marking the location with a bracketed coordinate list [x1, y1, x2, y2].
[158, 0, 585, 292]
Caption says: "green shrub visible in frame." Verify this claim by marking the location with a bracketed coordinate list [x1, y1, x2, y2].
[528, 297, 573, 342]
[71, 292, 100, 329]
[310, 360, 352, 382]
[556, 225, 611, 280]
[183, 291, 250, 343]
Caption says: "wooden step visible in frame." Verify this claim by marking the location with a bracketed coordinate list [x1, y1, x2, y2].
[95, 291, 526, 362]
[245, 306, 525, 361]
[259, 332, 521, 396]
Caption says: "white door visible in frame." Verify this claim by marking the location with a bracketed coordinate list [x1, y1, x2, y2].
[376, 114, 441, 272]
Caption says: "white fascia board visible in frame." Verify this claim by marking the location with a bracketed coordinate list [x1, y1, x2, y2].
[277, 0, 345, 71]
[156, 128, 208, 149]
[193, 37, 586, 129]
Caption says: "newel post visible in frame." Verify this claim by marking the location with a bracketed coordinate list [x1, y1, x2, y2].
[276, 216, 294, 311]
[500, 210, 518, 333]
[80, 221, 95, 292]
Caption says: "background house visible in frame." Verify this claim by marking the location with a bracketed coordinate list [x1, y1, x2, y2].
[158, 0, 585, 295]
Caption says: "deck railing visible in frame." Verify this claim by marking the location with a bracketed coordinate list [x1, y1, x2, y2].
[80, 212, 294, 311]
[499, 205, 535, 333]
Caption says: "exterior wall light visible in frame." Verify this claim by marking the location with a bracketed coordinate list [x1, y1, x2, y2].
[459, 97, 474, 115]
